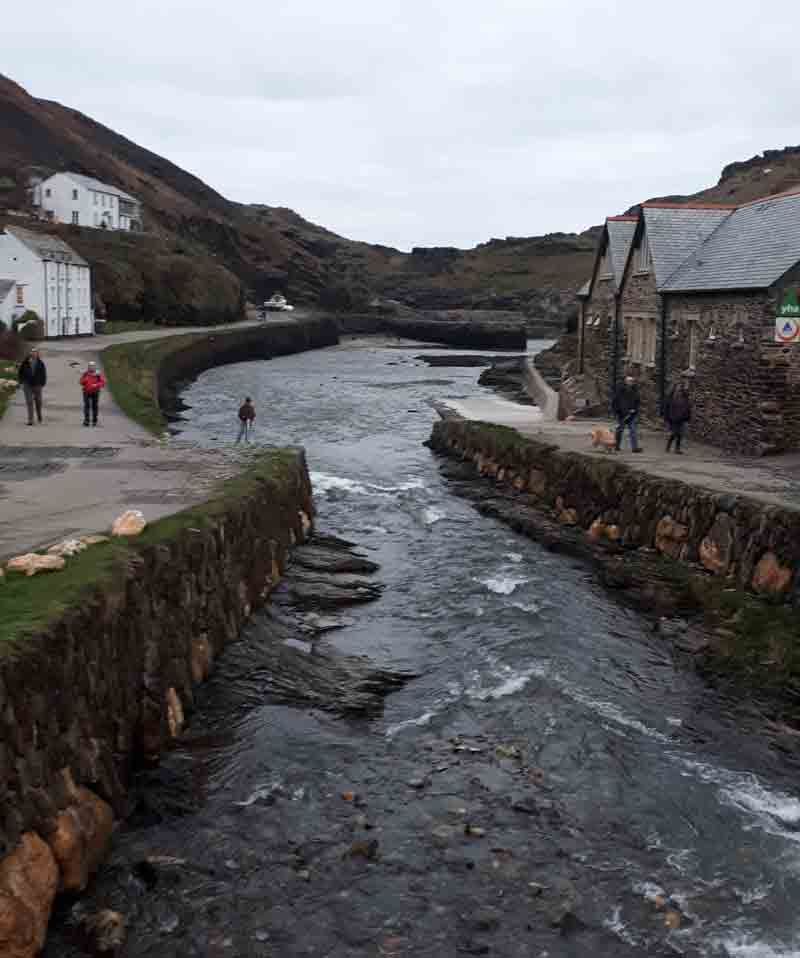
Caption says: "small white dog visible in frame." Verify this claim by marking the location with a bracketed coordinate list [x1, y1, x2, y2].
[590, 427, 617, 453]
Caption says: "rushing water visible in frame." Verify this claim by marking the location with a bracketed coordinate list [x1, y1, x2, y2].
[48, 339, 800, 957]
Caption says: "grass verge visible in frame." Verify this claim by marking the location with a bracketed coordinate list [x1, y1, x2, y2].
[0, 448, 300, 647]
[101, 320, 163, 335]
[102, 333, 206, 435]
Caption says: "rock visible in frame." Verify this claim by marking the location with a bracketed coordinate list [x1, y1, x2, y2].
[80, 535, 110, 547]
[47, 787, 114, 892]
[5, 553, 66, 576]
[292, 545, 379, 575]
[699, 514, 735, 575]
[472, 906, 501, 931]
[77, 908, 126, 955]
[559, 508, 578, 525]
[110, 510, 146, 536]
[752, 551, 793, 595]
[655, 516, 688, 559]
[0, 832, 59, 958]
[406, 777, 427, 789]
[190, 636, 213, 683]
[165, 687, 185, 739]
[587, 518, 605, 541]
[344, 839, 379, 861]
[47, 539, 87, 557]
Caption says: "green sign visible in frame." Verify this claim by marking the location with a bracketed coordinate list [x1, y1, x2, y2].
[778, 287, 800, 317]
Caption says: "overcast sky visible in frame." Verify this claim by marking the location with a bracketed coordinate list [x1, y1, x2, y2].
[5, 0, 800, 250]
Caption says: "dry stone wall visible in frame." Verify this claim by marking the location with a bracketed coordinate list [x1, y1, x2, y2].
[0, 451, 315, 957]
[429, 419, 799, 603]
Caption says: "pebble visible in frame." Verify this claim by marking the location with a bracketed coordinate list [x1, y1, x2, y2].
[407, 776, 427, 789]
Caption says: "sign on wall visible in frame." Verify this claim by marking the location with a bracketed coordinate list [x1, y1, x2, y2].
[775, 288, 800, 343]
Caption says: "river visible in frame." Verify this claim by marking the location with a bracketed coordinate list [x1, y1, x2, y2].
[47, 338, 800, 957]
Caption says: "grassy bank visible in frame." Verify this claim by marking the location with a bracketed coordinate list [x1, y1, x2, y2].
[0, 448, 301, 647]
[102, 332, 206, 435]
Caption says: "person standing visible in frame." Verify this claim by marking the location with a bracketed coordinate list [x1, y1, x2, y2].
[17, 348, 47, 426]
[664, 378, 692, 454]
[236, 397, 256, 443]
[612, 374, 643, 452]
[80, 361, 106, 427]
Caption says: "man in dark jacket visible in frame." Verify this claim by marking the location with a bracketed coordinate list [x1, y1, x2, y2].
[17, 348, 47, 425]
[612, 375, 643, 452]
[236, 397, 256, 443]
[664, 379, 692, 454]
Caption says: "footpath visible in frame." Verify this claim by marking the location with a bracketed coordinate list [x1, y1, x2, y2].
[0, 322, 260, 560]
[441, 395, 800, 512]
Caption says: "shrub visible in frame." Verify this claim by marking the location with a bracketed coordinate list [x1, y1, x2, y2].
[14, 311, 44, 341]
[0, 330, 24, 361]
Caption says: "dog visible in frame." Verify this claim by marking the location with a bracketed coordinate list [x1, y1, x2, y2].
[590, 427, 617, 453]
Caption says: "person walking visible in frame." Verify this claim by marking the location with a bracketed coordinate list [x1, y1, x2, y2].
[17, 348, 47, 425]
[664, 378, 692, 454]
[80, 361, 106, 427]
[236, 397, 256, 443]
[612, 375, 643, 452]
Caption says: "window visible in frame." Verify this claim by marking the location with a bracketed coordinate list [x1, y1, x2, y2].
[599, 251, 612, 278]
[71, 211, 79, 224]
[93, 212, 99, 226]
[94, 194, 98, 206]
[101, 195, 106, 208]
[636, 232, 651, 273]
[15, 285, 23, 305]
[72, 189, 78, 200]
[45, 188, 51, 198]
[625, 316, 657, 365]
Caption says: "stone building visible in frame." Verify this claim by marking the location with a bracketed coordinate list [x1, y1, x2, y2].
[578, 188, 800, 455]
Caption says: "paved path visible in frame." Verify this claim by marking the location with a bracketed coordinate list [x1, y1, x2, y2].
[442, 395, 800, 512]
[0, 322, 264, 560]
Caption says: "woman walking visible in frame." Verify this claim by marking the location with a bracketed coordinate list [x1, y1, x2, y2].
[664, 378, 692, 454]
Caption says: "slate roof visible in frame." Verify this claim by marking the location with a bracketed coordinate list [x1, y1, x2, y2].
[642, 205, 733, 289]
[0, 279, 15, 300]
[662, 190, 800, 292]
[606, 217, 637, 286]
[62, 172, 138, 204]
[6, 226, 89, 266]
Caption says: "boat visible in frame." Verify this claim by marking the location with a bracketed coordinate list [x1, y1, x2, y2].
[262, 293, 294, 312]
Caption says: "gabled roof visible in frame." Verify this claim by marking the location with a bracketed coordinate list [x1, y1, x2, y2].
[641, 204, 733, 288]
[0, 279, 15, 300]
[606, 217, 637, 286]
[5, 226, 89, 267]
[662, 189, 800, 292]
[61, 172, 138, 204]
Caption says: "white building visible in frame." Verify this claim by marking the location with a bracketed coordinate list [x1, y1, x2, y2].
[0, 226, 93, 337]
[32, 172, 142, 231]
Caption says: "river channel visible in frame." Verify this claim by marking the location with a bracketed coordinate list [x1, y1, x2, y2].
[47, 338, 800, 957]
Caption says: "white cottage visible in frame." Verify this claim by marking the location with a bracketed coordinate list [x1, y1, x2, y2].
[0, 226, 93, 337]
[33, 172, 142, 231]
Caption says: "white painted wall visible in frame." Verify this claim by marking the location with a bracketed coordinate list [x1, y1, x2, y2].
[35, 173, 139, 231]
[0, 232, 93, 337]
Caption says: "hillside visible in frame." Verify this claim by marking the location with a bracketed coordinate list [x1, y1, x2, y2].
[2, 73, 800, 331]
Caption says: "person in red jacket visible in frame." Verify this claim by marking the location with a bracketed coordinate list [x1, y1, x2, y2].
[80, 361, 106, 427]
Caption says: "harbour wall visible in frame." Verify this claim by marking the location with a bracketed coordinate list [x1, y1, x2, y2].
[0, 450, 314, 957]
[428, 418, 799, 603]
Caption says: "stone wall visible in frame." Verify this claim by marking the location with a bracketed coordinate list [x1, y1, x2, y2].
[0, 453, 314, 957]
[579, 274, 617, 408]
[156, 315, 340, 413]
[428, 418, 799, 603]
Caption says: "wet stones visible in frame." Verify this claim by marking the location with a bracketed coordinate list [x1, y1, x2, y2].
[654, 515, 688, 559]
[699, 513, 735, 575]
[0, 832, 58, 958]
[752, 551, 793, 595]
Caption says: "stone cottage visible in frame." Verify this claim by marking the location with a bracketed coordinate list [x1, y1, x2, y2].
[579, 188, 800, 455]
